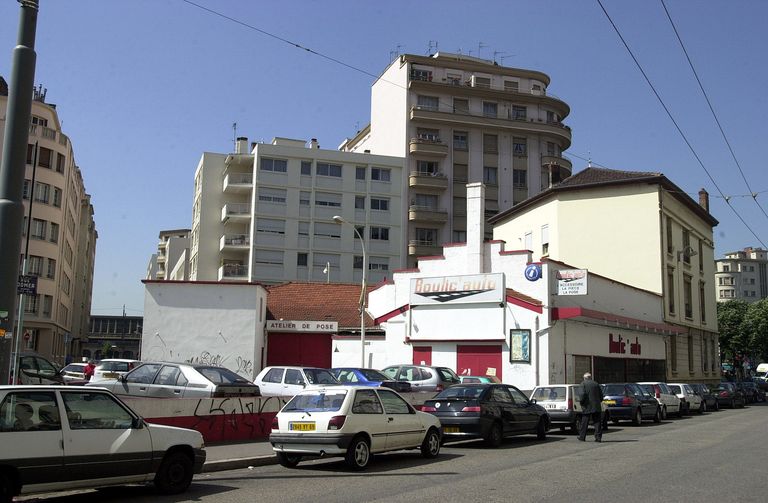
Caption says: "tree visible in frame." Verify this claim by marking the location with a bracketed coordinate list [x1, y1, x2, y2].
[744, 298, 768, 362]
[717, 300, 750, 360]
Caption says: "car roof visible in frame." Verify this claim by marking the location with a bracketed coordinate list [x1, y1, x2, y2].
[98, 359, 139, 363]
[295, 385, 386, 393]
[0, 385, 109, 392]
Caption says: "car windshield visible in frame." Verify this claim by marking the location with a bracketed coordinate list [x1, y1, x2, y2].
[359, 369, 389, 381]
[531, 386, 567, 402]
[668, 385, 682, 394]
[639, 384, 654, 394]
[434, 386, 484, 399]
[603, 384, 627, 396]
[62, 364, 85, 373]
[304, 369, 339, 385]
[437, 368, 460, 383]
[283, 390, 348, 412]
[196, 366, 251, 384]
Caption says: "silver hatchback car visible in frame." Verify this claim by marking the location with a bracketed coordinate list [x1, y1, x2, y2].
[380, 365, 460, 392]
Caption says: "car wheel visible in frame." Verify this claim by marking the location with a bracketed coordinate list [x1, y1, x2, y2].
[714, 400, 720, 411]
[632, 408, 642, 426]
[154, 451, 194, 495]
[0, 471, 13, 503]
[345, 435, 371, 470]
[484, 422, 503, 448]
[653, 407, 661, 423]
[660, 406, 667, 420]
[569, 422, 579, 434]
[730, 398, 735, 409]
[421, 428, 441, 458]
[699, 401, 706, 414]
[536, 418, 547, 440]
[601, 414, 609, 431]
[276, 452, 302, 468]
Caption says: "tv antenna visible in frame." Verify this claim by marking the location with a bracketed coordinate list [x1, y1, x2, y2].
[427, 40, 438, 55]
[232, 122, 237, 151]
[478, 42, 488, 58]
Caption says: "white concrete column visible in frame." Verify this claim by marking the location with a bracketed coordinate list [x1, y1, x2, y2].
[466, 182, 485, 273]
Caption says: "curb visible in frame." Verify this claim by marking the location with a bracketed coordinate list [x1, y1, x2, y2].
[202, 454, 277, 473]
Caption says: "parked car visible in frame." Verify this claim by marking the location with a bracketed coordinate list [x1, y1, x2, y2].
[736, 381, 761, 403]
[460, 375, 502, 384]
[0, 385, 205, 501]
[423, 383, 549, 446]
[380, 364, 461, 392]
[58, 363, 88, 384]
[254, 366, 340, 396]
[270, 385, 441, 470]
[602, 383, 661, 425]
[750, 382, 767, 402]
[638, 381, 682, 418]
[331, 368, 411, 393]
[88, 362, 260, 398]
[13, 353, 64, 385]
[710, 382, 746, 408]
[91, 358, 141, 382]
[689, 383, 719, 412]
[668, 383, 703, 414]
[529, 384, 609, 433]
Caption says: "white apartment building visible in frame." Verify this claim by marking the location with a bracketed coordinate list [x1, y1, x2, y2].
[0, 79, 97, 365]
[342, 52, 572, 265]
[715, 247, 768, 302]
[189, 137, 405, 285]
[147, 229, 190, 281]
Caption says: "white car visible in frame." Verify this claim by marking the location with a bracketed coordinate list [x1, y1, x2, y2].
[0, 385, 205, 501]
[638, 382, 682, 418]
[668, 383, 704, 414]
[254, 366, 340, 396]
[91, 358, 141, 381]
[270, 385, 442, 470]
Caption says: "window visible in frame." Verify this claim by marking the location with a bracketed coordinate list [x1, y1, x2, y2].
[415, 228, 437, 245]
[547, 142, 556, 156]
[513, 137, 527, 156]
[683, 275, 693, 319]
[504, 80, 519, 92]
[313, 253, 339, 269]
[34, 182, 50, 204]
[355, 196, 365, 209]
[666, 216, 674, 254]
[26, 144, 34, 164]
[414, 193, 438, 209]
[298, 222, 309, 236]
[52, 187, 62, 207]
[316, 162, 342, 177]
[688, 334, 694, 372]
[46, 258, 56, 279]
[314, 222, 341, 238]
[0, 391, 59, 432]
[699, 281, 706, 323]
[524, 231, 532, 250]
[482, 101, 498, 118]
[370, 226, 389, 241]
[297, 253, 308, 267]
[483, 134, 498, 153]
[452, 230, 466, 243]
[698, 241, 704, 271]
[447, 73, 462, 86]
[722, 264, 730, 272]
[667, 267, 676, 314]
[64, 241, 73, 266]
[710, 337, 717, 372]
[377, 389, 411, 414]
[61, 392, 135, 430]
[453, 163, 468, 182]
[24, 294, 38, 314]
[371, 167, 391, 181]
[300, 160, 312, 176]
[453, 131, 468, 150]
[28, 255, 43, 276]
[483, 167, 498, 185]
[541, 224, 549, 256]
[410, 68, 432, 81]
[356, 166, 366, 180]
[370, 198, 389, 211]
[56, 153, 65, 173]
[369, 257, 388, 271]
[256, 218, 285, 234]
[314, 192, 342, 207]
[352, 389, 383, 414]
[260, 158, 287, 172]
[512, 105, 527, 120]
[417, 95, 439, 111]
[546, 110, 555, 123]
[263, 368, 284, 383]
[42, 295, 52, 318]
[31, 218, 46, 240]
[299, 191, 310, 206]
[258, 187, 287, 204]
[416, 160, 438, 175]
[682, 229, 691, 264]
[417, 128, 440, 142]
[254, 249, 284, 265]
[513, 169, 527, 189]
[453, 98, 469, 114]
[38, 147, 52, 168]
[473, 76, 491, 89]
[22, 179, 31, 199]
[353, 255, 364, 269]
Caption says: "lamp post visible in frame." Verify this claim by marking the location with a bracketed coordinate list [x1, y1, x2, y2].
[333, 215, 366, 367]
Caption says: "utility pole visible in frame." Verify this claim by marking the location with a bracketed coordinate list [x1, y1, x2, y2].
[0, 0, 40, 385]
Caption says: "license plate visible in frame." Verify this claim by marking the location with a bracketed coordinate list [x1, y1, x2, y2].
[104, 372, 118, 379]
[546, 404, 557, 409]
[289, 422, 316, 431]
[443, 426, 460, 433]
[603, 400, 616, 405]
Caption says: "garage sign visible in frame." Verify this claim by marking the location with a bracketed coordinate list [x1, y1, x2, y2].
[410, 273, 504, 305]
[266, 320, 338, 332]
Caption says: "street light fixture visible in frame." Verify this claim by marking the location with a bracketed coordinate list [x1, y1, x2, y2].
[333, 215, 367, 367]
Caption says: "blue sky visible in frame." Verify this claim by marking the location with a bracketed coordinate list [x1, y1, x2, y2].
[1, 0, 766, 316]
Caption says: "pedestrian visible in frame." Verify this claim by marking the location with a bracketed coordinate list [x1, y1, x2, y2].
[84, 360, 96, 381]
[578, 372, 603, 442]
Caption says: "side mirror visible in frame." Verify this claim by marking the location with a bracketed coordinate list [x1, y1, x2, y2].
[132, 417, 145, 429]
[530, 398, 537, 404]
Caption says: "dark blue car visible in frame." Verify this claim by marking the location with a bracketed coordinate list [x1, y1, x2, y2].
[331, 368, 412, 393]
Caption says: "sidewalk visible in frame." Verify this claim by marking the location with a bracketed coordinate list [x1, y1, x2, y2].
[202, 439, 278, 473]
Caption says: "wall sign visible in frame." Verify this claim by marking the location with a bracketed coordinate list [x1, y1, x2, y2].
[409, 273, 504, 306]
[524, 264, 542, 282]
[510, 329, 531, 363]
[556, 269, 588, 295]
[609, 333, 641, 355]
[266, 320, 338, 332]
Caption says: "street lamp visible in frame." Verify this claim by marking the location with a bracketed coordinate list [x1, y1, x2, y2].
[333, 215, 366, 367]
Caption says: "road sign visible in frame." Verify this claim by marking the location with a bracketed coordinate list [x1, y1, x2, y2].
[17, 275, 37, 295]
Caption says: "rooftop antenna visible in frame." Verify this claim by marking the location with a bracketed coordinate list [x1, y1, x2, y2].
[588, 151, 592, 168]
[493, 50, 508, 64]
[427, 40, 438, 55]
[478, 42, 488, 58]
[232, 122, 237, 152]
[389, 44, 404, 63]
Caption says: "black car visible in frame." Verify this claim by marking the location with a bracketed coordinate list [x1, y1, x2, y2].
[690, 383, 719, 412]
[738, 382, 763, 403]
[422, 384, 549, 447]
[601, 383, 660, 425]
[711, 382, 746, 408]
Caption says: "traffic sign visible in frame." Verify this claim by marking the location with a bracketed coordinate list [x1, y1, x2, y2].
[17, 275, 37, 295]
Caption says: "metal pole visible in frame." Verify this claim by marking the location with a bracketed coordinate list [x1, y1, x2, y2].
[0, 0, 39, 385]
[352, 226, 367, 368]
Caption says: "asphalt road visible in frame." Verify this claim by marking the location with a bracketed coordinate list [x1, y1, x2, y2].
[20, 402, 767, 503]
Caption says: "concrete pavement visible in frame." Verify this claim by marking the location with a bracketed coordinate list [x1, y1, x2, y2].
[202, 439, 278, 473]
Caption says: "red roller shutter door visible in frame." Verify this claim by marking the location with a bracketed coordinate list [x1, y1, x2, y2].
[267, 333, 332, 368]
[456, 345, 502, 380]
[413, 346, 432, 366]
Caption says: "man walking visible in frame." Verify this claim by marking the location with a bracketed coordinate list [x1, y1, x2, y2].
[578, 372, 603, 442]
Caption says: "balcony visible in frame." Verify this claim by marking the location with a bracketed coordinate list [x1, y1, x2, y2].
[220, 234, 250, 251]
[408, 240, 442, 257]
[218, 263, 249, 281]
[221, 202, 251, 223]
[223, 172, 253, 193]
[408, 205, 448, 223]
[541, 155, 572, 172]
[409, 171, 448, 191]
[409, 138, 448, 157]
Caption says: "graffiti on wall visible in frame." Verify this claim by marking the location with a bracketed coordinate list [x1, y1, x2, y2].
[190, 396, 289, 441]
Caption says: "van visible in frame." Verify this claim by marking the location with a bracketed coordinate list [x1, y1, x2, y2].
[529, 384, 609, 432]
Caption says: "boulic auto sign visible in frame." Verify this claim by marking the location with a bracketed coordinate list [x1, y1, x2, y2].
[409, 273, 505, 306]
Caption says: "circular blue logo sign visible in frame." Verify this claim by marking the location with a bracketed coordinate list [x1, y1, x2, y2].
[524, 264, 542, 282]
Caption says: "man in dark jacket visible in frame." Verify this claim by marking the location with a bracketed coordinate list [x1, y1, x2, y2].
[578, 372, 603, 442]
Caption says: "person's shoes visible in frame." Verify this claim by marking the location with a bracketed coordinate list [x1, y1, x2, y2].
[595, 438, 602, 442]
[577, 437, 586, 441]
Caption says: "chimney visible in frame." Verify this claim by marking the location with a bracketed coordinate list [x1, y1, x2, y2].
[250, 142, 257, 152]
[698, 188, 709, 213]
[466, 183, 486, 273]
[310, 138, 319, 149]
[235, 137, 248, 154]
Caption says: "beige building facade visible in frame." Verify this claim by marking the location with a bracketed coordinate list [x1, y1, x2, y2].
[0, 81, 97, 365]
[490, 168, 720, 384]
[342, 52, 572, 265]
[147, 229, 190, 281]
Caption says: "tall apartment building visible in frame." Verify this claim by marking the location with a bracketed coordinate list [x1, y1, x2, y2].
[146, 229, 190, 281]
[342, 52, 572, 265]
[715, 247, 768, 302]
[0, 79, 97, 365]
[188, 137, 405, 285]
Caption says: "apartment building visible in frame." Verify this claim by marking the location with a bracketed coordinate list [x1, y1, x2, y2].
[0, 79, 97, 365]
[342, 52, 572, 265]
[490, 168, 720, 384]
[146, 229, 190, 281]
[188, 137, 405, 285]
[715, 247, 768, 302]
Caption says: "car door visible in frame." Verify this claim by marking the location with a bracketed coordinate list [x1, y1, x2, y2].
[60, 390, 153, 482]
[111, 363, 162, 397]
[507, 385, 539, 432]
[283, 369, 306, 396]
[258, 367, 285, 396]
[376, 389, 424, 449]
[0, 390, 65, 486]
[350, 388, 387, 452]
[487, 385, 516, 434]
[148, 364, 188, 398]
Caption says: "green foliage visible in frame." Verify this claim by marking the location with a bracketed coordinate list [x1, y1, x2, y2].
[744, 298, 768, 361]
[717, 299, 768, 362]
